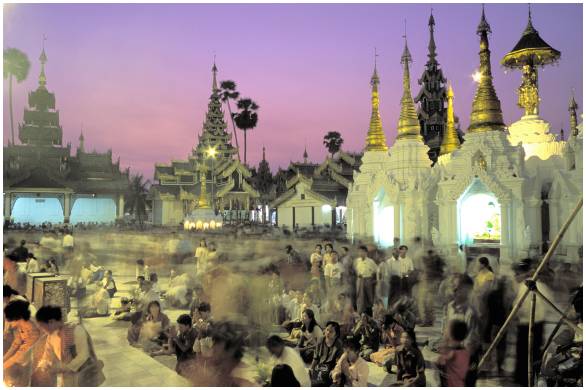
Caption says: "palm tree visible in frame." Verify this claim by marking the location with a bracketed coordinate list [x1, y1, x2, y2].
[125, 174, 150, 227]
[233, 98, 259, 165]
[219, 80, 241, 162]
[323, 131, 344, 158]
[3, 48, 30, 145]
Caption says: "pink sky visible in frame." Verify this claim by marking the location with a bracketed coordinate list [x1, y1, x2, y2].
[3, 3, 583, 179]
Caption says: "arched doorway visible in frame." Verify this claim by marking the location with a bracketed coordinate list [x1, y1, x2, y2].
[373, 189, 394, 248]
[70, 197, 116, 224]
[458, 179, 501, 245]
[11, 197, 64, 224]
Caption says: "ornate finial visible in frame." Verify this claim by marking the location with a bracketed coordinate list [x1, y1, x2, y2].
[78, 126, 85, 153]
[211, 55, 218, 92]
[440, 84, 461, 155]
[427, 9, 437, 63]
[569, 89, 579, 137]
[262, 145, 266, 161]
[560, 127, 565, 141]
[397, 24, 421, 140]
[477, 4, 492, 35]
[365, 51, 388, 152]
[39, 34, 48, 87]
[468, 5, 505, 133]
[523, 3, 537, 35]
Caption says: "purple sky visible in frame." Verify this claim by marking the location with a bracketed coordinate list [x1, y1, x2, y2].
[3, 3, 583, 179]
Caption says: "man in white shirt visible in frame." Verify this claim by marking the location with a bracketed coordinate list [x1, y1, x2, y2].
[354, 246, 378, 315]
[267, 335, 311, 387]
[26, 253, 41, 273]
[398, 245, 415, 296]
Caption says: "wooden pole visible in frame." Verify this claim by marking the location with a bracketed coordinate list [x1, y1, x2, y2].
[477, 198, 583, 370]
[528, 292, 536, 387]
[534, 288, 583, 333]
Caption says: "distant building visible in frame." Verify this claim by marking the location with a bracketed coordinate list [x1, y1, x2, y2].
[150, 63, 259, 226]
[271, 148, 361, 229]
[3, 46, 129, 225]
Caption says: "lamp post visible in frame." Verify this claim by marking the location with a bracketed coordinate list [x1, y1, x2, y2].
[206, 146, 217, 212]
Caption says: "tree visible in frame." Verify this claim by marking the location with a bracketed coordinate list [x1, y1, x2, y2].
[255, 152, 273, 223]
[219, 80, 241, 162]
[323, 131, 344, 158]
[232, 98, 259, 165]
[273, 169, 288, 196]
[125, 174, 150, 227]
[3, 48, 30, 145]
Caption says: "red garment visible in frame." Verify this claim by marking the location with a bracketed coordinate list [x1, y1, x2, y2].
[438, 346, 470, 387]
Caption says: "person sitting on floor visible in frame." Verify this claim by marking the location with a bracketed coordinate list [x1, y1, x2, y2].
[370, 313, 406, 367]
[139, 300, 171, 353]
[111, 298, 132, 321]
[270, 364, 301, 387]
[392, 330, 426, 387]
[78, 286, 111, 318]
[309, 321, 343, 387]
[351, 311, 380, 362]
[151, 314, 197, 376]
[296, 308, 323, 363]
[331, 336, 369, 387]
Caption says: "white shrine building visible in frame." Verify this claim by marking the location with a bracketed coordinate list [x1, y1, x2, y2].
[346, 8, 583, 267]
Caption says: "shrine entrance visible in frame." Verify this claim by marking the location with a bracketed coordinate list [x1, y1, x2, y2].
[458, 179, 501, 246]
[70, 196, 117, 224]
[372, 189, 394, 248]
[11, 196, 64, 224]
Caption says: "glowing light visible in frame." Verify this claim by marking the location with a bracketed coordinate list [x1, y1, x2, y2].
[206, 146, 217, 159]
[321, 204, 332, 213]
[459, 193, 501, 243]
[472, 70, 482, 83]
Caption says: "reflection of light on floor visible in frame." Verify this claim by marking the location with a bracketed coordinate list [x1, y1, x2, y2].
[460, 193, 501, 243]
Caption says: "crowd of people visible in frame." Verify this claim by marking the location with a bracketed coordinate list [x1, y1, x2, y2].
[3, 229, 583, 387]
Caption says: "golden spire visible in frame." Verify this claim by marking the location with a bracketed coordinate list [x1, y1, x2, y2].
[397, 25, 421, 140]
[39, 35, 48, 88]
[468, 5, 505, 133]
[440, 84, 461, 155]
[569, 90, 579, 138]
[365, 47, 388, 151]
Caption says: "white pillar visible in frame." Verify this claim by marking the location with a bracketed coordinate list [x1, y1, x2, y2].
[117, 194, 125, 220]
[63, 193, 71, 223]
[4, 192, 12, 221]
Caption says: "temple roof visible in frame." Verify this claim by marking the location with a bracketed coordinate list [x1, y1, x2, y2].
[10, 168, 68, 189]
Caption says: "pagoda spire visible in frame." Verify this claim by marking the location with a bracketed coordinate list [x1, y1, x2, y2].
[569, 91, 579, 138]
[303, 146, 308, 163]
[397, 26, 421, 140]
[468, 5, 505, 133]
[427, 9, 437, 63]
[39, 35, 48, 88]
[211, 57, 218, 92]
[365, 48, 388, 151]
[440, 85, 461, 155]
[262, 145, 266, 161]
[78, 129, 85, 153]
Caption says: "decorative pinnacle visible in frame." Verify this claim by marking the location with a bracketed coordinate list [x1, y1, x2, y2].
[468, 5, 505, 133]
[39, 34, 48, 87]
[523, 3, 537, 35]
[397, 23, 421, 140]
[365, 50, 388, 152]
[211, 55, 218, 92]
[428, 9, 437, 62]
[262, 145, 266, 161]
[303, 146, 308, 162]
[477, 4, 492, 35]
[569, 90, 579, 137]
[440, 84, 461, 155]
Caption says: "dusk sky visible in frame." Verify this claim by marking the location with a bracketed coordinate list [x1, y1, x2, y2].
[3, 3, 583, 179]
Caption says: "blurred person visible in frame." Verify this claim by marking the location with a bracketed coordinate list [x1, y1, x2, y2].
[33, 305, 104, 387]
[397, 245, 415, 296]
[111, 297, 133, 321]
[473, 257, 495, 293]
[270, 364, 301, 387]
[370, 313, 405, 367]
[310, 244, 323, 281]
[78, 287, 111, 318]
[331, 336, 369, 387]
[354, 246, 377, 315]
[101, 270, 117, 298]
[267, 335, 311, 387]
[25, 253, 40, 273]
[417, 250, 445, 327]
[437, 320, 470, 387]
[324, 250, 343, 297]
[339, 246, 356, 308]
[139, 300, 171, 352]
[195, 239, 208, 274]
[3, 300, 40, 387]
[11, 240, 29, 262]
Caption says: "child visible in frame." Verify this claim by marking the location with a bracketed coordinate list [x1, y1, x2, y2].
[392, 330, 426, 386]
[436, 320, 470, 387]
